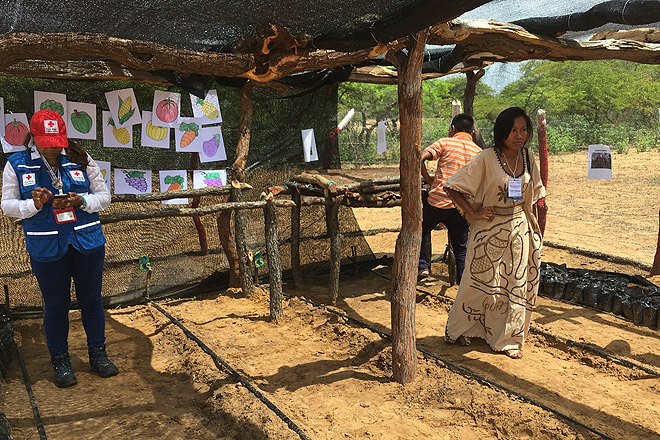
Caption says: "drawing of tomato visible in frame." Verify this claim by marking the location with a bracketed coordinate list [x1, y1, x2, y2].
[156, 98, 178, 123]
[4, 119, 28, 145]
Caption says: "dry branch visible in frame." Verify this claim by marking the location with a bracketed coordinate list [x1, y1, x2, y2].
[111, 184, 253, 203]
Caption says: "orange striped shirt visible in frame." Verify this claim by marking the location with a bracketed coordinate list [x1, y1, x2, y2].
[425, 131, 481, 209]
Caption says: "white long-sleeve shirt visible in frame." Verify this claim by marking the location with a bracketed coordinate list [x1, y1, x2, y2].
[1, 149, 110, 219]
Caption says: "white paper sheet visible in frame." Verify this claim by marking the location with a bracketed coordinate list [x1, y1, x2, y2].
[301, 128, 318, 162]
[160, 170, 188, 204]
[587, 144, 612, 180]
[377, 121, 387, 154]
[66, 101, 97, 140]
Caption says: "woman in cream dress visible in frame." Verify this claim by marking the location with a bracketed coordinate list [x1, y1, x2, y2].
[444, 107, 546, 359]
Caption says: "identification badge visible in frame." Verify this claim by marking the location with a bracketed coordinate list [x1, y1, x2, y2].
[508, 178, 523, 201]
[69, 169, 86, 182]
[53, 207, 77, 224]
[22, 173, 36, 187]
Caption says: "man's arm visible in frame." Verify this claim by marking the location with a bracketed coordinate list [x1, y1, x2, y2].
[420, 149, 433, 185]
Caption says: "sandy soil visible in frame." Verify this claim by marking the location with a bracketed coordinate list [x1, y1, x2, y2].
[2, 150, 660, 440]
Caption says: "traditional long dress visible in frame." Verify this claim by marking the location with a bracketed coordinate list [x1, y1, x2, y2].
[444, 147, 546, 352]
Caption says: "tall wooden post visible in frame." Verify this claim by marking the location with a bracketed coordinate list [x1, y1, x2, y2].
[231, 181, 254, 296]
[264, 194, 283, 321]
[290, 190, 303, 287]
[188, 152, 208, 254]
[537, 109, 549, 236]
[326, 197, 342, 305]
[386, 29, 428, 384]
[217, 203, 240, 287]
[463, 69, 484, 117]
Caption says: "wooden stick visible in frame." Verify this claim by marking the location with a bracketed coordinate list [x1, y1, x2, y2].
[230, 182, 254, 296]
[326, 196, 342, 305]
[264, 195, 283, 322]
[358, 184, 400, 194]
[110, 184, 252, 202]
[290, 190, 303, 288]
[217, 195, 241, 288]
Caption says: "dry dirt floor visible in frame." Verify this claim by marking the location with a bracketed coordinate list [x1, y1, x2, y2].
[2, 150, 660, 439]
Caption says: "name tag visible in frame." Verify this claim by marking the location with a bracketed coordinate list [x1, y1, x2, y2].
[22, 173, 36, 187]
[69, 169, 86, 182]
[508, 178, 522, 201]
[53, 207, 77, 224]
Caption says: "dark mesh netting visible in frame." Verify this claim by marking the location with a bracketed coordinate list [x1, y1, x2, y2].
[0, 77, 376, 310]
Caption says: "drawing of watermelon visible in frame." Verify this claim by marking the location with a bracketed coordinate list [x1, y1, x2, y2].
[202, 172, 224, 187]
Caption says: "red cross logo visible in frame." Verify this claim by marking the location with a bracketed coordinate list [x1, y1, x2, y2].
[44, 120, 59, 133]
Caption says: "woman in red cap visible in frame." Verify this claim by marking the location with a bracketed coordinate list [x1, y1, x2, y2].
[1, 109, 117, 388]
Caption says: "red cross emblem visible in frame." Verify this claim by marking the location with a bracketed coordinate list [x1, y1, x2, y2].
[44, 120, 59, 133]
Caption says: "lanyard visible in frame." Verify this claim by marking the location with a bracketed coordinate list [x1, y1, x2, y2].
[32, 143, 64, 194]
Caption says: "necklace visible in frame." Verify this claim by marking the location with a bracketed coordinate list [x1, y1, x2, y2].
[501, 149, 520, 176]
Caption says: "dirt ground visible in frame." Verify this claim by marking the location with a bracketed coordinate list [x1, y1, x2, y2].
[2, 150, 660, 439]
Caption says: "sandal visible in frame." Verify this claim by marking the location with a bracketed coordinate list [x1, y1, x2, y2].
[504, 349, 523, 359]
[457, 335, 471, 346]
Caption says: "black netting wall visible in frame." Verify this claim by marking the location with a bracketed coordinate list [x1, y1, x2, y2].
[0, 77, 375, 309]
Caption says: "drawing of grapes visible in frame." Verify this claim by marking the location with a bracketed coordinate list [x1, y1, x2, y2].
[124, 170, 148, 192]
[202, 172, 224, 187]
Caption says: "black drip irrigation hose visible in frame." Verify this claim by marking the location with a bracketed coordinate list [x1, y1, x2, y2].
[359, 260, 660, 378]
[282, 292, 616, 440]
[147, 300, 312, 440]
[13, 337, 47, 440]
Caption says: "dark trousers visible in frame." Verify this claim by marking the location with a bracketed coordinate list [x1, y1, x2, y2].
[30, 246, 106, 356]
[419, 202, 469, 284]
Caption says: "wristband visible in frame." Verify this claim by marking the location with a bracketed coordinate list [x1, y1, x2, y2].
[80, 195, 87, 209]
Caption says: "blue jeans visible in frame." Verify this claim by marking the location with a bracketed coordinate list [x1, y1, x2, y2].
[30, 246, 106, 356]
[419, 202, 469, 284]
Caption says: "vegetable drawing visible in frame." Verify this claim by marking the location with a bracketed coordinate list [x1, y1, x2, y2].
[202, 172, 224, 187]
[196, 97, 219, 120]
[40, 99, 64, 116]
[124, 171, 147, 192]
[179, 122, 199, 148]
[202, 134, 221, 157]
[156, 98, 178, 123]
[100, 169, 107, 179]
[108, 118, 130, 144]
[164, 175, 184, 191]
[117, 96, 135, 125]
[4, 119, 28, 145]
[146, 120, 167, 141]
[70, 110, 93, 133]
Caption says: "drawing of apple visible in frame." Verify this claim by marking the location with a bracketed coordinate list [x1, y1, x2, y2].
[203, 134, 221, 157]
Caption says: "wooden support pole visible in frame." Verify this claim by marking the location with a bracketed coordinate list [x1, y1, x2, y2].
[230, 181, 254, 296]
[188, 152, 208, 254]
[650, 210, 660, 276]
[537, 109, 549, 237]
[111, 184, 252, 202]
[264, 195, 283, 322]
[217, 196, 241, 288]
[326, 197, 342, 305]
[463, 68, 484, 117]
[386, 30, 428, 384]
[290, 190, 303, 288]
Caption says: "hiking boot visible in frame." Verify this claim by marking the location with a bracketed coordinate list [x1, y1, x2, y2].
[418, 269, 430, 280]
[51, 353, 77, 388]
[88, 346, 118, 378]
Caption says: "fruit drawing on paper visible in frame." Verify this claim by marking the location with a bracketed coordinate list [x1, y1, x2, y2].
[100, 169, 107, 179]
[179, 122, 199, 148]
[117, 96, 135, 125]
[4, 118, 28, 145]
[202, 134, 221, 157]
[124, 171, 147, 192]
[70, 109, 93, 133]
[146, 120, 167, 141]
[164, 175, 184, 191]
[202, 172, 224, 187]
[108, 118, 130, 144]
[196, 97, 219, 120]
[156, 98, 178, 123]
[40, 99, 64, 116]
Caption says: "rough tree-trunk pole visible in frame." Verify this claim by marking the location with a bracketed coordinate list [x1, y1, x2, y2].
[650, 211, 660, 276]
[231, 181, 254, 296]
[290, 190, 303, 287]
[264, 195, 283, 321]
[463, 69, 484, 117]
[188, 152, 208, 254]
[217, 200, 240, 287]
[325, 197, 342, 305]
[537, 109, 549, 236]
[386, 29, 429, 384]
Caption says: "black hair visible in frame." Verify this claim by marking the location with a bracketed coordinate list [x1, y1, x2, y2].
[493, 107, 533, 154]
[450, 113, 474, 134]
[23, 133, 90, 171]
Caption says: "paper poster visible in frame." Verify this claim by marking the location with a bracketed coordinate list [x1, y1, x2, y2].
[105, 88, 141, 128]
[114, 168, 152, 194]
[193, 169, 227, 189]
[377, 121, 387, 154]
[190, 89, 222, 125]
[102, 111, 132, 148]
[66, 102, 97, 140]
[34, 91, 67, 119]
[151, 90, 180, 128]
[587, 144, 612, 180]
[2, 113, 29, 153]
[95, 160, 111, 191]
[301, 128, 318, 162]
[141, 111, 170, 148]
[160, 170, 188, 204]
[199, 126, 227, 163]
[175, 117, 204, 153]
[0, 98, 5, 135]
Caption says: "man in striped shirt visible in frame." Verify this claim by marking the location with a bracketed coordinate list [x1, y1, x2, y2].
[419, 113, 481, 282]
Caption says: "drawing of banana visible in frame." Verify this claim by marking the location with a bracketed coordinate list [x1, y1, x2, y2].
[108, 118, 130, 144]
[197, 97, 219, 120]
[117, 96, 135, 124]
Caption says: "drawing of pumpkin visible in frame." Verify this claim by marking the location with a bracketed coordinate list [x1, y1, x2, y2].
[108, 118, 130, 144]
[146, 120, 167, 141]
[40, 99, 65, 116]
[156, 98, 178, 123]
[70, 110, 93, 133]
[4, 119, 28, 145]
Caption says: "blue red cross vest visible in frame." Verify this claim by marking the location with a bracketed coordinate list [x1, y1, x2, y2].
[7, 150, 106, 263]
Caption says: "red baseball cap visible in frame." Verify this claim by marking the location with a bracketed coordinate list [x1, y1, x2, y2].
[30, 109, 68, 148]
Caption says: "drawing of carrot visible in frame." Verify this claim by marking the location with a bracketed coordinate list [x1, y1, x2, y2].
[164, 175, 184, 191]
[179, 122, 199, 148]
